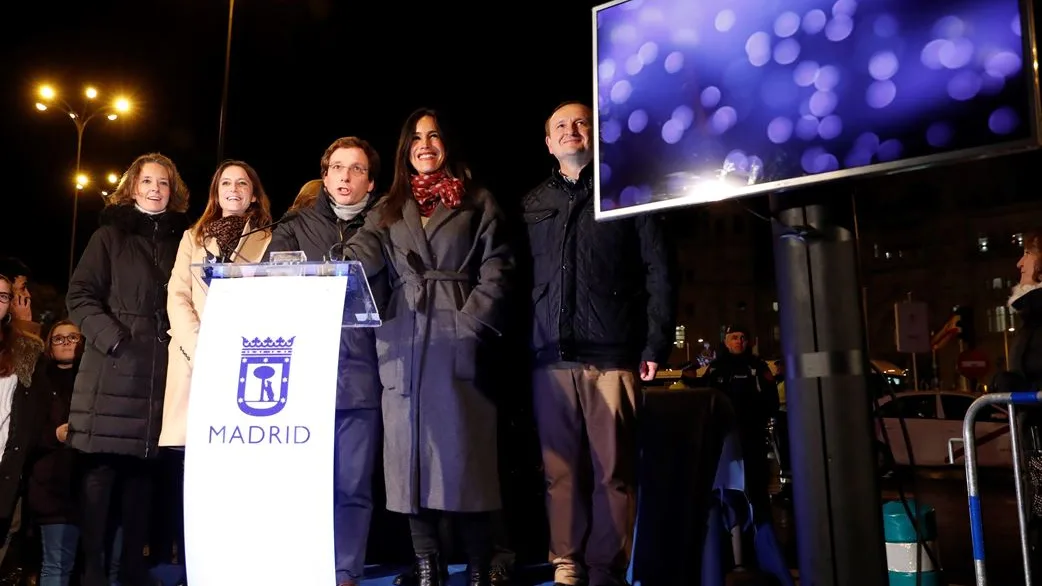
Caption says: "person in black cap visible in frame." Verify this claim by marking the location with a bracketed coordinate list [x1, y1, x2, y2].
[701, 325, 779, 520]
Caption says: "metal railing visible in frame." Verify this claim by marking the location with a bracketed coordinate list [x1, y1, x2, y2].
[962, 390, 1042, 586]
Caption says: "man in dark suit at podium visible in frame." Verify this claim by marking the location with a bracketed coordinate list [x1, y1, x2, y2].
[267, 137, 385, 586]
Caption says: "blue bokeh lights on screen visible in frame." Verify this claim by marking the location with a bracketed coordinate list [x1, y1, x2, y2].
[594, 0, 1035, 214]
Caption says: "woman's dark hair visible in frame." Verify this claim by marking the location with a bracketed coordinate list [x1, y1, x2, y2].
[0, 258, 30, 281]
[190, 160, 274, 245]
[378, 108, 470, 228]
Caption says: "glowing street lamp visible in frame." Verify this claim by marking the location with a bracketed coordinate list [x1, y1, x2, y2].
[75, 171, 120, 200]
[33, 83, 134, 281]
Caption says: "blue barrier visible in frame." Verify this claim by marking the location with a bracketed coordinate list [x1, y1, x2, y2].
[962, 390, 1042, 586]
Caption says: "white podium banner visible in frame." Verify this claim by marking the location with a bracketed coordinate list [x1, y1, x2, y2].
[184, 275, 346, 586]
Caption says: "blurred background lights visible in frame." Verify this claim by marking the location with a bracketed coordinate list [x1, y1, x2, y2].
[774, 12, 801, 38]
[990, 107, 1020, 134]
[986, 51, 1022, 78]
[661, 118, 685, 144]
[595, 0, 1029, 208]
[746, 32, 772, 66]
[803, 9, 827, 34]
[819, 115, 843, 140]
[814, 65, 841, 91]
[774, 38, 801, 65]
[877, 138, 904, 162]
[793, 61, 820, 87]
[701, 86, 721, 108]
[825, 14, 854, 42]
[664, 51, 684, 73]
[638, 41, 659, 64]
[934, 15, 966, 38]
[610, 80, 633, 104]
[796, 115, 820, 140]
[926, 122, 954, 147]
[626, 54, 644, 75]
[868, 51, 899, 80]
[833, 0, 858, 17]
[939, 37, 975, 69]
[672, 28, 698, 45]
[672, 105, 695, 130]
[710, 106, 738, 134]
[768, 117, 794, 144]
[715, 9, 736, 32]
[948, 70, 983, 101]
[628, 109, 649, 133]
[866, 80, 897, 108]
[809, 90, 838, 117]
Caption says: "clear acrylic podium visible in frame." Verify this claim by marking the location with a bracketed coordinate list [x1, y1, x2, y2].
[191, 257, 382, 328]
[183, 256, 380, 586]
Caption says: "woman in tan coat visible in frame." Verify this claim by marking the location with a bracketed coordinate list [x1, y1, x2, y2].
[160, 160, 273, 447]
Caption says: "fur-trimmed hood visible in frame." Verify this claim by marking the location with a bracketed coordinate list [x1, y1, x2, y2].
[1009, 282, 1042, 311]
[10, 330, 44, 388]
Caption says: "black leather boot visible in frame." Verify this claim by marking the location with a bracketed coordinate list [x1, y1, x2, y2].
[392, 564, 417, 586]
[488, 562, 512, 585]
[416, 553, 443, 586]
[467, 559, 491, 586]
[396, 559, 450, 586]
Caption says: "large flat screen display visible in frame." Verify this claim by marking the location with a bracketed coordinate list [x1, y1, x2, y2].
[593, 0, 1042, 219]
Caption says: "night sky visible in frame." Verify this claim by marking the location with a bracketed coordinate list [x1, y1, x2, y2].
[1, 0, 602, 287]
[4, 0, 1042, 292]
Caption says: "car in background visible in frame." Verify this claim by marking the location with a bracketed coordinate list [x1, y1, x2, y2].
[765, 358, 909, 406]
[874, 390, 1011, 468]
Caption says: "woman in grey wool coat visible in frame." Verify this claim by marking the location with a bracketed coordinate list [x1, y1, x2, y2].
[344, 108, 514, 586]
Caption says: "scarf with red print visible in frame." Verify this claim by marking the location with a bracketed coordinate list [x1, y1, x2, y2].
[410, 171, 464, 218]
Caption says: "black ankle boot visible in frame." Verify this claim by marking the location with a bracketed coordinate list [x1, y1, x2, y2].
[393, 564, 416, 586]
[416, 553, 443, 586]
[467, 559, 491, 586]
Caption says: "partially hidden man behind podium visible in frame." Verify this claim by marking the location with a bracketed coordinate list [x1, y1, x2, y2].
[265, 137, 385, 586]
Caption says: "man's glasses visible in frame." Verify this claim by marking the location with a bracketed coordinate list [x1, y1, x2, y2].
[328, 163, 368, 178]
[51, 334, 83, 346]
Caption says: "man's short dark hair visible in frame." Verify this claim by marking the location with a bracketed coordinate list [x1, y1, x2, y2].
[0, 257, 30, 280]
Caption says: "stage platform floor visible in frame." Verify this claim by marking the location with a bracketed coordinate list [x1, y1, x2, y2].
[360, 564, 556, 585]
[152, 563, 559, 585]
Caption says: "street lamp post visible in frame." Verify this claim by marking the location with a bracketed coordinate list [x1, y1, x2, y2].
[34, 84, 131, 282]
